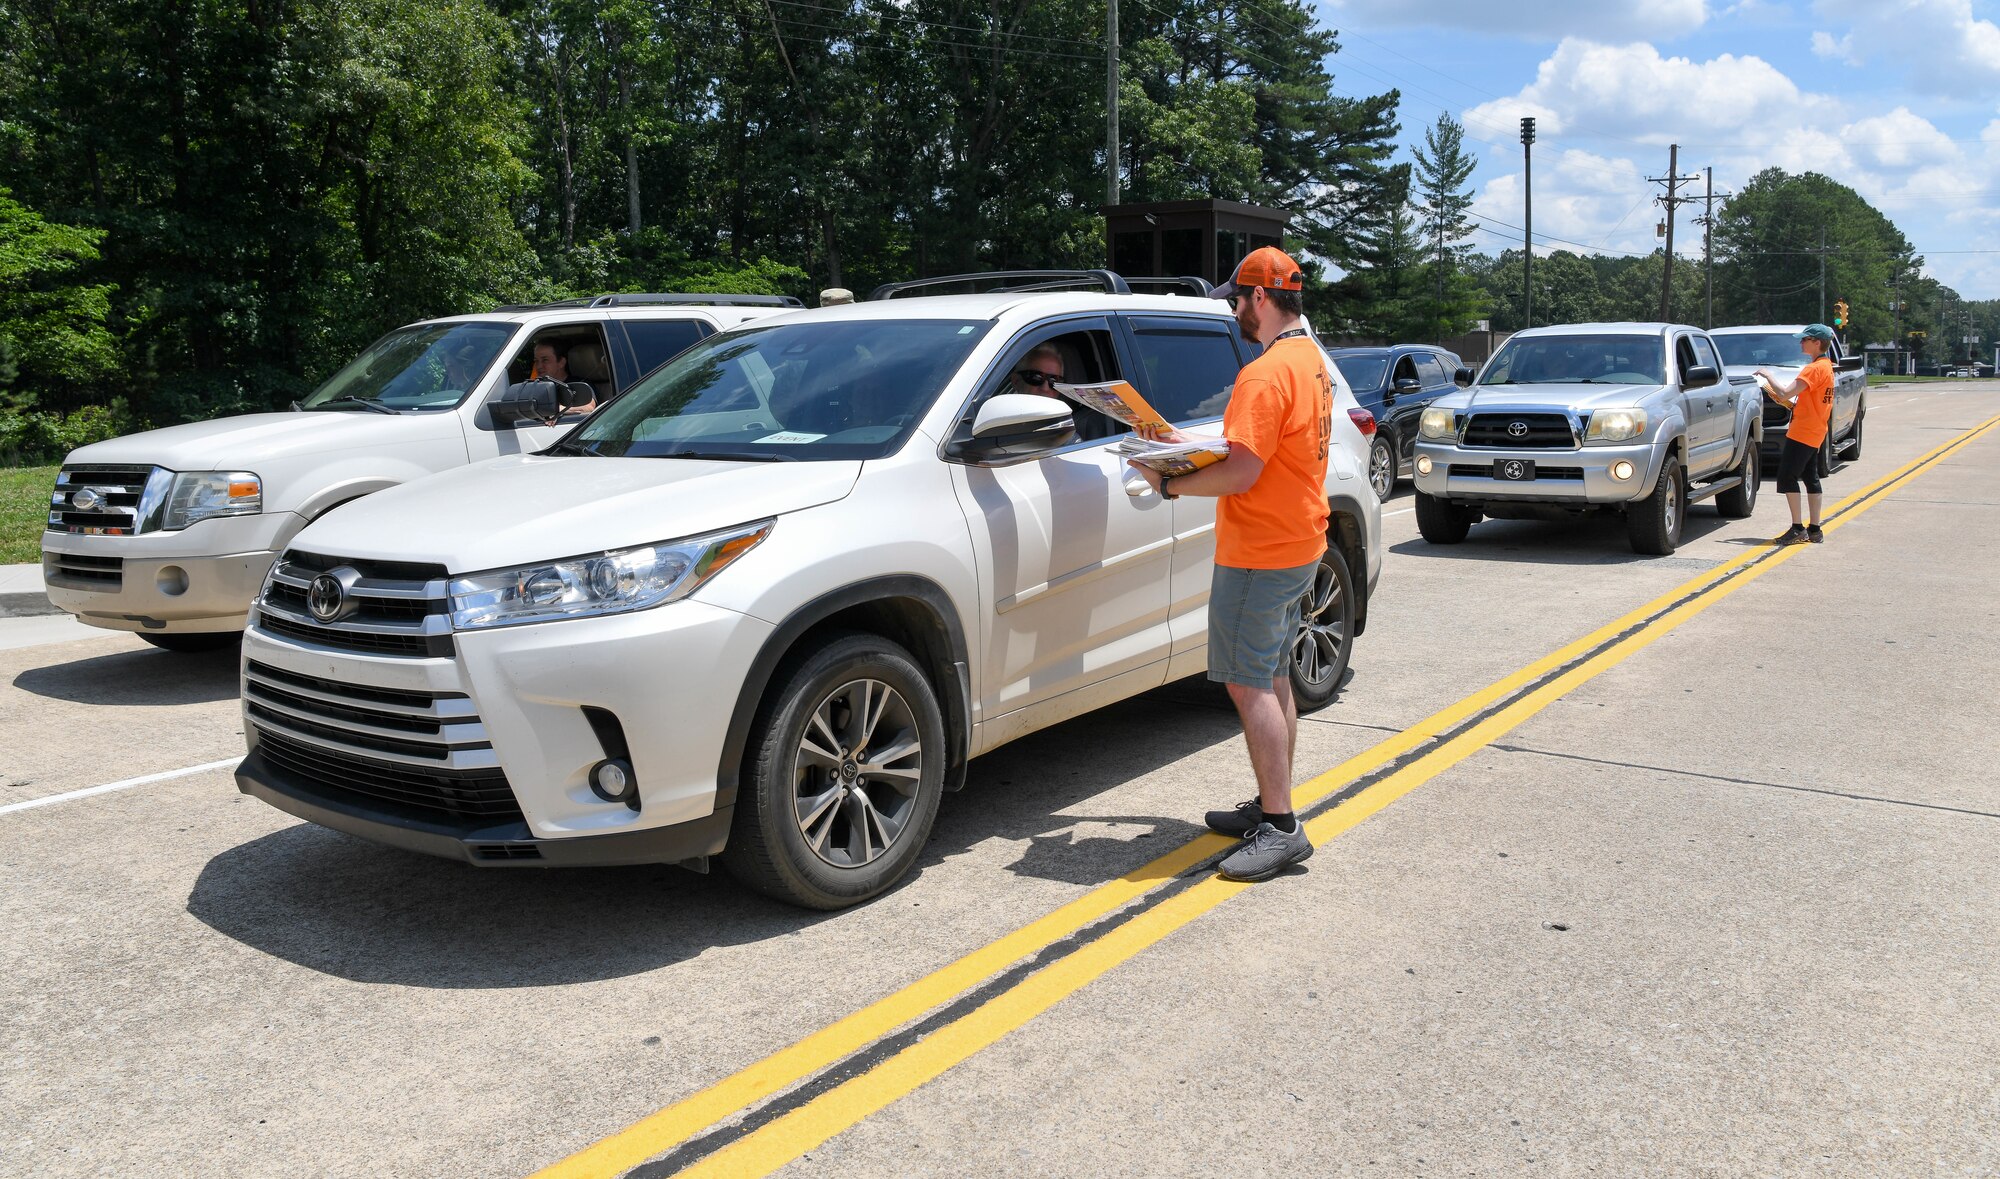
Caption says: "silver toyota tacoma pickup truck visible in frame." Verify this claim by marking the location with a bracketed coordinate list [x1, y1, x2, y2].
[1411, 322, 1761, 555]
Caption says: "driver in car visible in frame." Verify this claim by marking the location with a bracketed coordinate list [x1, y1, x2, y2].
[532, 339, 598, 418]
[1009, 343, 1066, 400]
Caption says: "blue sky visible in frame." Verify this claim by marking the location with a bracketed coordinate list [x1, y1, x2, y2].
[1313, 0, 2000, 297]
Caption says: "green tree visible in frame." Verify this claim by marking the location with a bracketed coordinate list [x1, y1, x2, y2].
[0, 187, 119, 402]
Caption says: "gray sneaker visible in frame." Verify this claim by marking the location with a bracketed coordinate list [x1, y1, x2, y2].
[1217, 821, 1313, 882]
[1205, 798, 1264, 838]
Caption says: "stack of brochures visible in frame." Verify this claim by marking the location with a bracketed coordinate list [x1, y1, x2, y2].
[1051, 378, 1231, 476]
[1113, 434, 1231, 477]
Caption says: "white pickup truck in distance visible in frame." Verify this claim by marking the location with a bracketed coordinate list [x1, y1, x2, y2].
[40, 294, 798, 651]
[1411, 322, 1763, 555]
[232, 271, 1385, 909]
[1708, 324, 1867, 476]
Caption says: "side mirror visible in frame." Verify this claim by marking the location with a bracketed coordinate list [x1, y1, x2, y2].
[1453, 366, 1475, 388]
[1391, 377, 1422, 394]
[1837, 355, 1864, 372]
[952, 393, 1076, 462]
[491, 379, 590, 426]
[1683, 364, 1720, 390]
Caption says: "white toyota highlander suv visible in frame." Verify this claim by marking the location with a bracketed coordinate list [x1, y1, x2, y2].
[41, 294, 797, 650]
[234, 272, 1384, 908]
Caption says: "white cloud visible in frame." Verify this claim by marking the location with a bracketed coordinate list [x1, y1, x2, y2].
[1323, 0, 1710, 42]
[1810, 31, 1859, 65]
[1811, 0, 2000, 94]
[1456, 39, 2000, 290]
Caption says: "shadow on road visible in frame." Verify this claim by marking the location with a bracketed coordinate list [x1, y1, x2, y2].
[186, 673, 1320, 987]
[12, 645, 240, 706]
[1388, 511, 1732, 566]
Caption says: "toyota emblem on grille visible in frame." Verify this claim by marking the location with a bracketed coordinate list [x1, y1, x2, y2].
[70, 487, 104, 511]
[1507, 420, 1530, 437]
[307, 574, 346, 622]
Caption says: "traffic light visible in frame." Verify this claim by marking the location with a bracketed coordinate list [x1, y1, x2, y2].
[1834, 299, 1849, 329]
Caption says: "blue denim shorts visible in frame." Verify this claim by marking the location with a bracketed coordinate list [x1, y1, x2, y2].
[1207, 559, 1319, 687]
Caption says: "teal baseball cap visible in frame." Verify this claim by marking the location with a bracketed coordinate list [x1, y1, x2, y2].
[1797, 324, 1838, 343]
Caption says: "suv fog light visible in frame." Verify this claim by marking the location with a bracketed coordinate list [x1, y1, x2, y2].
[1415, 454, 1434, 476]
[589, 758, 638, 807]
[1611, 460, 1635, 481]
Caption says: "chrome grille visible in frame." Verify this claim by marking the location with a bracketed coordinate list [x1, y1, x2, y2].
[43, 551, 125, 590]
[49, 465, 168, 535]
[243, 660, 521, 827]
[255, 550, 453, 659]
[1462, 413, 1577, 449]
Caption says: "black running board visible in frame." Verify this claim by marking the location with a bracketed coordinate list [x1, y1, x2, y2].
[1687, 476, 1740, 503]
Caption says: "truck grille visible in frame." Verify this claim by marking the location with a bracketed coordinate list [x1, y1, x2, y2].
[254, 550, 454, 659]
[42, 551, 125, 590]
[1462, 413, 1577, 449]
[49, 465, 167, 535]
[1447, 464, 1585, 481]
[1762, 401, 1791, 428]
[243, 660, 521, 826]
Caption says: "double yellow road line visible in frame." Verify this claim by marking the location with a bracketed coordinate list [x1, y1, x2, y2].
[538, 411, 2000, 1179]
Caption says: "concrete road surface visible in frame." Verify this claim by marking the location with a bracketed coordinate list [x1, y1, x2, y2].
[2, 382, 1995, 1178]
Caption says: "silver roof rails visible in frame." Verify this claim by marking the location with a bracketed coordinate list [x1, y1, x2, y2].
[868, 269, 1135, 300]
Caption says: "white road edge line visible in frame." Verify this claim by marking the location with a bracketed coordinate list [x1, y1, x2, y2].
[0, 757, 239, 817]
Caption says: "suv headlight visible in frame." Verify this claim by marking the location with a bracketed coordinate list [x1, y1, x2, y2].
[1418, 407, 1457, 439]
[1585, 409, 1647, 443]
[448, 519, 773, 630]
[163, 471, 261, 530]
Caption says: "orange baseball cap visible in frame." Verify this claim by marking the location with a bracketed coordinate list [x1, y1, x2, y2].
[1210, 245, 1305, 299]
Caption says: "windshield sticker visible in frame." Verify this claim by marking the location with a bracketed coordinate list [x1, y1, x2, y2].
[753, 431, 828, 444]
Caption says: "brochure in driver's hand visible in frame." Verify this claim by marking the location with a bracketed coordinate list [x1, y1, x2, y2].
[1052, 379, 1231, 476]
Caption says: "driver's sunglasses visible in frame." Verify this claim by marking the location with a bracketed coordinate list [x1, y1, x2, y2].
[1014, 369, 1061, 388]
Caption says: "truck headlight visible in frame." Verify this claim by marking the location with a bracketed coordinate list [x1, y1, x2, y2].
[1418, 407, 1457, 439]
[163, 471, 262, 530]
[1585, 409, 1647, 443]
[448, 519, 773, 630]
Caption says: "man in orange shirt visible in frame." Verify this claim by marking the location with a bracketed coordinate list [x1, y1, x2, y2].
[1129, 246, 1331, 882]
[1756, 323, 1838, 545]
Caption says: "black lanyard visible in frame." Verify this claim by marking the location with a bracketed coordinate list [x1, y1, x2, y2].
[1269, 328, 1309, 343]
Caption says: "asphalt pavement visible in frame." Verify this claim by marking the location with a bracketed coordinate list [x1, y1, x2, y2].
[2, 383, 1995, 1178]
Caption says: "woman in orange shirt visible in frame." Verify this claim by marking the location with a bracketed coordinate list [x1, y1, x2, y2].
[1755, 323, 1838, 545]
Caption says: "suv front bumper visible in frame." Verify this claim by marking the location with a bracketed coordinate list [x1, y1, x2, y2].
[1411, 439, 1660, 504]
[41, 513, 302, 634]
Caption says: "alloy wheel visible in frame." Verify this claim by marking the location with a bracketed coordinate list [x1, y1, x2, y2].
[792, 678, 924, 869]
[1369, 442, 1393, 500]
[1292, 562, 1349, 689]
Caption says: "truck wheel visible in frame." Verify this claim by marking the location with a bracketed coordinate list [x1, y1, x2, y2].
[1715, 439, 1758, 519]
[1367, 438, 1396, 501]
[1415, 491, 1472, 544]
[1627, 456, 1683, 555]
[1842, 405, 1864, 460]
[139, 632, 240, 654]
[1815, 432, 1833, 479]
[723, 631, 945, 910]
[1290, 548, 1355, 711]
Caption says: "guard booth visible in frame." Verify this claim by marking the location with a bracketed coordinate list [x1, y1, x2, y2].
[1104, 199, 1291, 286]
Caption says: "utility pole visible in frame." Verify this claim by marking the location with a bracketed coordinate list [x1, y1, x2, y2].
[1648, 145, 1699, 321]
[1818, 227, 1827, 325]
[1106, 0, 1119, 205]
[1699, 167, 1724, 328]
[1521, 117, 1535, 328]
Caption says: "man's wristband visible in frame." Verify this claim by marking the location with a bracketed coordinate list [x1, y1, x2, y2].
[1161, 476, 1178, 500]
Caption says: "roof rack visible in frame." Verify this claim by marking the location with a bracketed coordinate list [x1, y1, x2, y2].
[489, 292, 804, 312]
[868, 269, 1134, 300]
[1126, 275, 1214, 297]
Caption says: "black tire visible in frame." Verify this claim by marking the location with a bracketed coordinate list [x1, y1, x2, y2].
[138, 632, 240, 653]
[1842, 403, 1864, 460]
[722, 631, 946, 910]
[1290, 547, 1356, 711]
[1815, 431, 1833, 479]
[1367, 437, 1396, 501]
[1715, 436, 1758, 519]
[1627, 455, 1684, 555]
[1415, 491, 1472, 544]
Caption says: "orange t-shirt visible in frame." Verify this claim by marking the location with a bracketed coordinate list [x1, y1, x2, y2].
[1787, 357, 1835, 447]
[1216, 335, 1332, 569]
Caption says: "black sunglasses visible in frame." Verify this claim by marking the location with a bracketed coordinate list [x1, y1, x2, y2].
[1226, 288, 1262, 310]
[1013, 369, 1061, 388]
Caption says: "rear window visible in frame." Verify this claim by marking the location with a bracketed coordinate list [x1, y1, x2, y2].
[1125, 318, 1241, 423]
[624, 320, 711, 379]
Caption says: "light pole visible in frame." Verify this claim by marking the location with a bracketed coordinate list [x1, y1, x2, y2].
[1106, 0, 1119, 205]
[1520, 117, 1535, 329]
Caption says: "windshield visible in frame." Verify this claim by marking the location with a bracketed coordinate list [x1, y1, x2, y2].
[301, 322, 513, 412]
[564, 319, 991, 460]
[1480, 334, 1664, 385]
[1331, 355, 1389, 391]
[1712, 332, 1808, 368]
